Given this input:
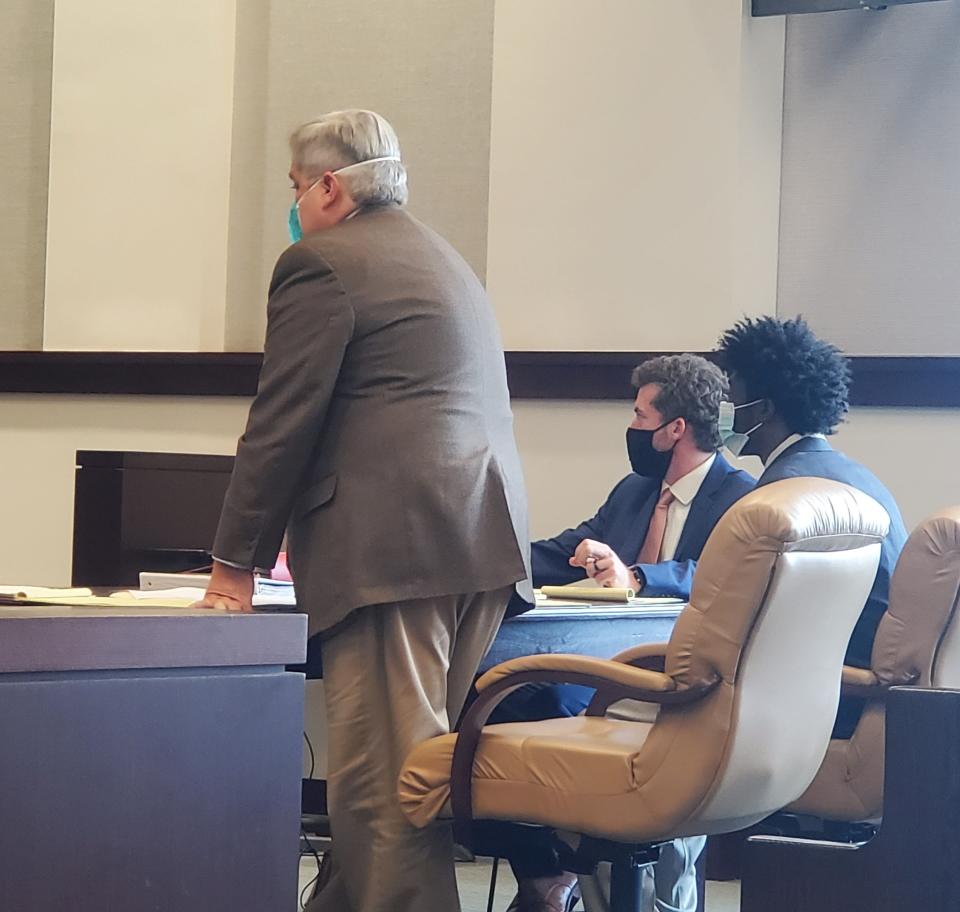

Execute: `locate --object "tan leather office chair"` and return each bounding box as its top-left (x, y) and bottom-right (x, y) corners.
top-left (784, 506), bottom-right (960, 823)
top-left (397, 478), bottom-right (889, 912)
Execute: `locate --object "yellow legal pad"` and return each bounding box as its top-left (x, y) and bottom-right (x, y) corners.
top-left (538, 586), bottom-right (636, 602)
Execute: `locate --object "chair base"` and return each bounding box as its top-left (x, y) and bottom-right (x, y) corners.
top-left (468, 820), bottom-right (666, 912)
top-left (469, 820), bottom-right (713, 912)
top-left (760, 811), bottom-right (877, 844)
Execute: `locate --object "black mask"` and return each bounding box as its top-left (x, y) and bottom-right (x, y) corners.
top-left (626, 422), bottom-right (675, 479)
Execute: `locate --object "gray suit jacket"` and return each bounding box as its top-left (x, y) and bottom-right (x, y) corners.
top-left (213, 204), bottom-right (531, 635)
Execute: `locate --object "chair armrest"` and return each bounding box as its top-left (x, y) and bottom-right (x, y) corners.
top-left (840, 665), bottom-right (887, 699)
top-left (583, 643), bottom-right (670, 714)
top-left (476, 653), bottom-right (677, 701)
top-left (609, 641), bottom-right (670, 671)
top-left (451, 653), bottom-right (719, 845)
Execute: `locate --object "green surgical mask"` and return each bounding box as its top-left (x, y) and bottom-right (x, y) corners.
top-left (286, 156), bottom-right (401, 244)
top-left (287, 177), bottom-right (323, 244)
top-left (718, 399), bottom-right (763, 456)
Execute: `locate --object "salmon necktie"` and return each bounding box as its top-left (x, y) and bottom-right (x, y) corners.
top-left (636, 488), bottom-right (676, 565)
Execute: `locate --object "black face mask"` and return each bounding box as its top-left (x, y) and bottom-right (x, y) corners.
top-left (626, 421), bottom-right (676, 479)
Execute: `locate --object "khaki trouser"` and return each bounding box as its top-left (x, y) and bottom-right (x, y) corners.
top-left (305, 587), bottom-right (512, 912)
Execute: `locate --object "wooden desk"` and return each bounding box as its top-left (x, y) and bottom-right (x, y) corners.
top-left (0, 606), bottom-right (307, 912)
top-left (481, 602), bottom-right (683, 673)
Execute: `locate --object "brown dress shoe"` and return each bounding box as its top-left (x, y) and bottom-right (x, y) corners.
top-left (506, 872), bottom-right (581, 912)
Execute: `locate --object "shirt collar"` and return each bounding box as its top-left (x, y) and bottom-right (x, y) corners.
top-left (663, 452), bottom-right (716, 506)
top-left (764, 433), bottom-right (827, 470)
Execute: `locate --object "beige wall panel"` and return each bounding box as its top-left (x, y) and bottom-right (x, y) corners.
top-left (515, 400), bottom-right (947, 542)
top-left (43, 1), bottom-right (237, 351)
top-left (485, 400), bottom-right (958, 543)
top-left (223, 0), bottom-right (496, 350)
top-left (0, 395), bottom-right (249, 585)
top-left (829, 408), bottom-right (959, 530)
top-left (486, 0), bottom-right (784, 351)
top-left (778, 3), bottom-right (960, 354)
top-left (0, 0), bottom-right (54, 349)
top-left (0, 396), bottom-right (944, 587)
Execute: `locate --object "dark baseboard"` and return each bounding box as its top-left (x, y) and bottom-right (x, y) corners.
top-left (0, 350), bottom-right (957, 407)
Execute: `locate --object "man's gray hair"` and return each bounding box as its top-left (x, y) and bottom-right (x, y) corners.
top-left (631, 354), bottom-right (728, 451)
top-left (289, 109), bottom-right (408, 207)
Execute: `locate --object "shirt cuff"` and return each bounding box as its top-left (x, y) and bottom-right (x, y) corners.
top-left (212, 556), bottom-right (254, 572)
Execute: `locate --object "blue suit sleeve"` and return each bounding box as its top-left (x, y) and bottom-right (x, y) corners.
top-left (633, 559), bottom-right (696, 600)
top-left (506, 519), bottom-right (602, 617)
top-left (531, 516), bottom-right (604, 587)
top-left (530, 479), bottom-right (634, 586)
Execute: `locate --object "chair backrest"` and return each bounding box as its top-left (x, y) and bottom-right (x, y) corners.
top-left (786, 506), bottom-right (960, 823)
top-left (874, 506), bottom-right (960, 690)
top-left (629, 477), bottom-right (888, 838)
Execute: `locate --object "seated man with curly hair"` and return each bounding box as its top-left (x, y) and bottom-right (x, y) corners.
top-left (717, 315), bottom-right (908, 739)
top-left (495, 353), bottom-right (756, 912)
top-left (523, 352), bottom-right (756, 605)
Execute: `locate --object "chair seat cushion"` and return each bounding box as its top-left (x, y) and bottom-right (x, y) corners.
top-left (787, 708), bottom-right (884, 822)
top-left (399, 716), bottom-right (657, 838)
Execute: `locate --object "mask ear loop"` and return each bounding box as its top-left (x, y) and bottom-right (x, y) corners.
top-left (296, 176), bottom-right (326, 213)
top-left (653, 415), bottom-right (684, 447)
top-left (332, 155), bottom-right (401, 175)
top-left (731, 399), bottom-right (765, 438)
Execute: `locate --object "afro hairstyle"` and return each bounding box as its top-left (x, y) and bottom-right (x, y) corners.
top-left (717, 315), bottom-right (851, 436)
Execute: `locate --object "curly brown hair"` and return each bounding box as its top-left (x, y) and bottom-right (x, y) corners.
top-left (631, 354), bottom-right (727, 451)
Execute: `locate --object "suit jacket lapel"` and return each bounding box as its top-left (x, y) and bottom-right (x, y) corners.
top-left (674, 454), bottom-right (729, 558)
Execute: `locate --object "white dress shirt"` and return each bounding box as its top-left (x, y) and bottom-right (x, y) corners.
top-left (764, 433), bottom-right (826, 471)
top-left (657, 453), bottom-right (716, 562)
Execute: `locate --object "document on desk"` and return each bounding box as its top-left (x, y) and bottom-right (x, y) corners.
top-left (533, 580), bottom-right (684, 612)
top-left (0, 592), bottom-right (199, 609)
top-left (106, 587), bottom-right (297, 608)
top-left (0, 585), bottom-right (93, 600)
top-left (0, 586), bottom-right (296, 610)
top-left (253, 578), bottom-right (296, 606)
top-left (138, 573), bottom-right (295, 603)
top-left (539, 585), bottom-right (635, 602)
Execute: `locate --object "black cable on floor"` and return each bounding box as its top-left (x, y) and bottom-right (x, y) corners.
top-left (486, 856), bottom-right (500, 912)
top-left (303, 730), bottom-right (316, 779)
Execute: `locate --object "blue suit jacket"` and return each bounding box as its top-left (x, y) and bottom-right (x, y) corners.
top-left (758, 437), bottom-right (908, 672)
top-left (507, 453), bottom-right (755, 615)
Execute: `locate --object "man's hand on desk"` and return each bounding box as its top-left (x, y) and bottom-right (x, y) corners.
top-left (193, 562), bottom-right (254, 612)
top-left (569, 539), bottom-right (636, 590)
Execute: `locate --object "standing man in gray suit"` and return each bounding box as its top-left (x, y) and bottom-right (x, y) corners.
top-left (197, 110), bottom-right (531, 912)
